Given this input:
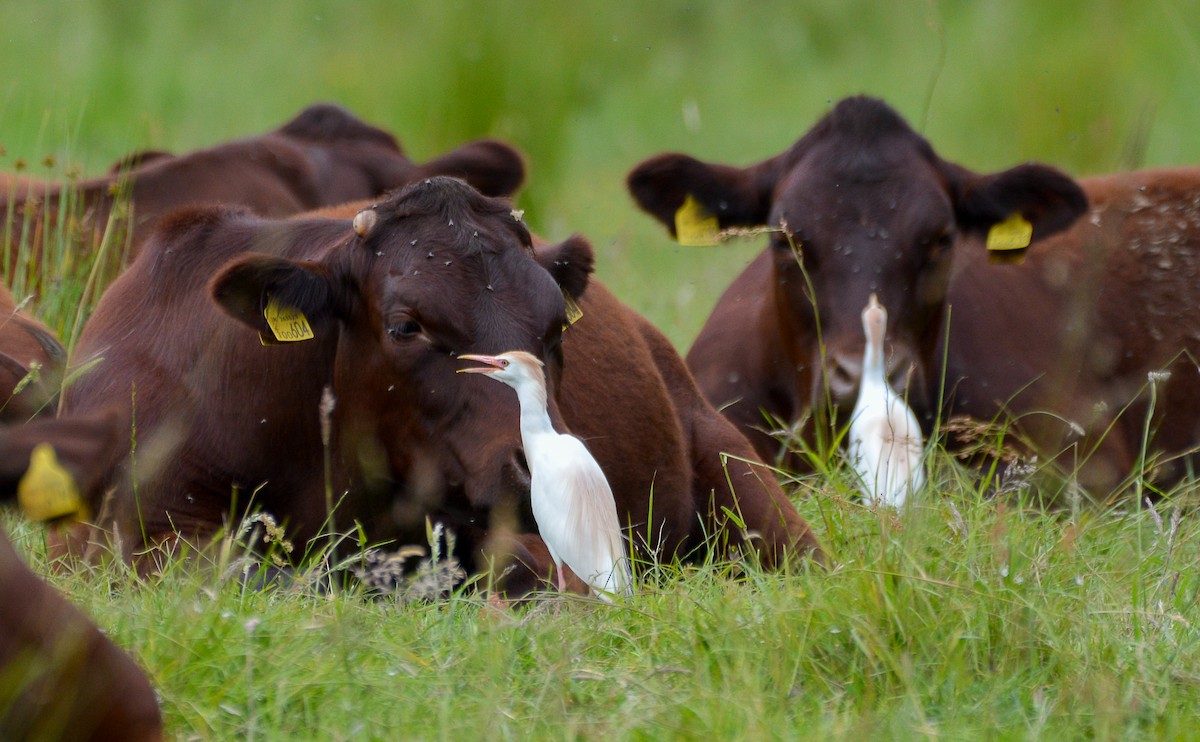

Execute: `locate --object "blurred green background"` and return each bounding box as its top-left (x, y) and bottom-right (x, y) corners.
top-left (2, 0), bottom-right (1198, 348)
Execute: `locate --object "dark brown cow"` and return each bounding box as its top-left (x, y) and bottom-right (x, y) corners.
top-left (28, 177), bottom-right (816, 594)
top-left (941, 167), bottom-right (1200, 495)
top-left (628, 97), bottom-right (1087, 473)
top-left (553, 269), bottom-right (817, 569)
top-left (0, 285), bottom-right (65, 422)
top-left (2, 102), bottom-right (525, 260)
top-left (0, 527), bottom-right (163, 742)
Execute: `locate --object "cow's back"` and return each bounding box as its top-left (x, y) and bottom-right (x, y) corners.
top-left (62, 209), bottom-right (348, 553)
top-left (559, 281), bottom-right (694, 557)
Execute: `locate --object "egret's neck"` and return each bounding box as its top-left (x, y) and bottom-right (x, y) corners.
top-left (862, 314), bottom-right (886, 382)
top-left (514, 377), bottom-right (556, 439)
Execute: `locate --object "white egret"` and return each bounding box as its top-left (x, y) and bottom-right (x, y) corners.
top-left (847, 294), bottom-right (925, 507)
top-left (457, 351), bottom-right (632, 600)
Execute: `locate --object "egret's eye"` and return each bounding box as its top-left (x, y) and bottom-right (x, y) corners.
top-left (500, 359), bottom-right (510, 368)
top-left (387, 320), bottom-right (421, 340)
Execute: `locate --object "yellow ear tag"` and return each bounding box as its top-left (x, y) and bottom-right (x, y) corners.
top-left (262, 296), bottom-right (315, 343)
top-left (18, 443), bottom-right (86, 523)
top-left (674, 194), bottom-right (721, 246)
top-left (562, 290), bottom-right (584, 331)
top-left (986, 213), bottom-right (1033, 252)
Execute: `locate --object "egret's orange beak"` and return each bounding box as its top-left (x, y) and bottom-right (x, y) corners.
top-left (456, 354), bottom-right (506, 374)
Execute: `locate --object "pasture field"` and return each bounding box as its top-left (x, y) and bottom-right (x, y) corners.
top-left (3, 1), bottom-right (1200, 739)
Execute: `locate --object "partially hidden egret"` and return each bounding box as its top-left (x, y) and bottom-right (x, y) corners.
top-left (847, 294), bottom-right (925, 507)
top-left (458, 351), bottom-right (632, 601)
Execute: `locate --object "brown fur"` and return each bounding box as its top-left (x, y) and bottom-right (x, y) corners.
top-left (0, 285), bottom-right (65, 422)
top-left (2, 102), bottom-right (526, 264)
top-left (22, 178), bottom-right (817, 597)
top-left (0, 527), bottom-right (163, 742)
top-left (555, 277), bottom-right (818, 567)
top-left (942, 167), bottom-right (1200, 494)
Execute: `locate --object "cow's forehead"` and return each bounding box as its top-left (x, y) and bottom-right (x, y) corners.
top-left (365, 176), bottom-right (532, 253)
top-left (368, 229), bottom-right (562, 334)
top-left (771, 151), bottom-right (954, 240)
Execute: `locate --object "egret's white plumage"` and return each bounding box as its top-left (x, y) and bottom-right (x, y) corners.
top-left (847, 294), bottom-right (925, 507)
top-left (458, 351), bottom-right (632, 600)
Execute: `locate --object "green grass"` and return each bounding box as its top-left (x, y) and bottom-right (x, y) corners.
top-left (8, 457), bottom-right (1200, 740)
top-left (4, 0), bottom-right (1200, 345)
top-left (4, 2), bottom-right (1200, 739)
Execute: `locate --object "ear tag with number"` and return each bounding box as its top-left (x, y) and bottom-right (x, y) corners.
top-left (562, 290), bottom-right (584, 331)
top-left (261, 296), bottom-right (315, 345)
top-left (18, 443), bottom-right (87, 523)
top-left (674, 194), bottom-right (721, 246)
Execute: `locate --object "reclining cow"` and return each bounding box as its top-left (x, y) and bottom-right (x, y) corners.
top-left (0, 526), bottom-right (163, 741)
top-left (626, 96), bottom-right (1199, 499)
top-left (2, 102), bottom-right (526, 265)
top-left (8, 177), bottom-right (819, 595)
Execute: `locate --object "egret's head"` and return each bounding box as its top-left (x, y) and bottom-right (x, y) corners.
top-left (861, 293), bottom-right (888, 341)
top-left (457, 351), bottom-right (545, 391)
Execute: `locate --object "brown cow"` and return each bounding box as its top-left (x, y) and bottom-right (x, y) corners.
top-left (628, 96), bottom-right (1088, 477)
top-left (0, 527), bottom-right (163, 741)
top-left (2, 102), bottom-right (526, 261)
top-left (0, 285), bottom-right (65, 422)
top-left (940, 167), bottom-right (1200, 495)
top-left (30, 177), bottom-right (815, 594)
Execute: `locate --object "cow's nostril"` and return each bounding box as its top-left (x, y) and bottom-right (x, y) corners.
top-left (513, 448), bottom-right (531, 481)
top-left (832, 363), bottom-right (856, 388)
top-left (826, 355), bottom-right (862, 405)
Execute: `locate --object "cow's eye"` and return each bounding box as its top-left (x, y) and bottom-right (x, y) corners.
top-left (387, 319), bottom-right (421, 340)
top-left (919, 230), bottom-right (955, 263)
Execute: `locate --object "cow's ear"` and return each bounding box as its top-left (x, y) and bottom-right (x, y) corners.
top-left (209, 255), bottom-right (348, 336)
top-left (416, 140), bottom-right (526, 198)
top-left (536, 234), bottom-right (593, 299)
top-left (949, 162), bottom-right (1088, 242)
top-left (627, 153), bottom-right (776, 238)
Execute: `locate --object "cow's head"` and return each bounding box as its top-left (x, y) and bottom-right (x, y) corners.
top-left (628, 96), bottom-right (1086, 419)
top-left (211, 177), bottom-right (592, 533)
top-left (276, 103), bottom-right (526, 200)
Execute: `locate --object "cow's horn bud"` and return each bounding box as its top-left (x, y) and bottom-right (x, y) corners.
top-left (353, 209), bottom-right (377, 238)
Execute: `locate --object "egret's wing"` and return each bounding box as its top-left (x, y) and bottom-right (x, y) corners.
top-left (848, 395), bottom-right (925, 507)
top-left (883, 398), bottom-right (925, 495)
top-left (557, 437), bottom-right (632, 598)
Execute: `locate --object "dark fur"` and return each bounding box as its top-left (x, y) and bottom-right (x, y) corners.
top-left (629, 96), bottom-right (1096, 483)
